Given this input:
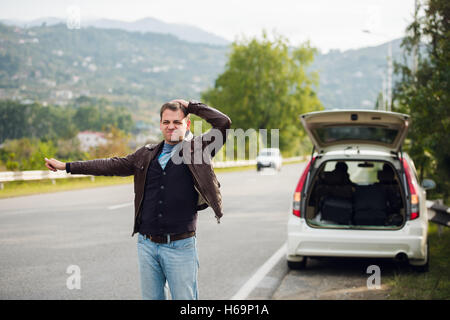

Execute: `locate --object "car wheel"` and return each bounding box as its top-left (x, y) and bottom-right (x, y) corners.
top-left (410, 240), bottom-right (429, 273)
top-left (287, 257), bottom-right (307, 270)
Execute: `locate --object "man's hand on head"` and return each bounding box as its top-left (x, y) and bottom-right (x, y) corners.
top-left (170, 99), bottom-right (189, 108)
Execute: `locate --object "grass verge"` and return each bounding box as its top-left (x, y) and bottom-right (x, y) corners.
top-left (385, 223), bottom-right (450, 299)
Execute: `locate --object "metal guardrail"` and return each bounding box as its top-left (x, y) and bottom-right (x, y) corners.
top-left (0, 170), bottom-right (94, 189)
top-left (0, 170), bottom-right (89, 182)
top-left (213, 160), bottom-right (257, 168)
top-left (213, 156), bottom-right (304, 168)
top-left (0, 156), bottom-right (306, 189)
top-left (426, 200), bottom-right (450, 229)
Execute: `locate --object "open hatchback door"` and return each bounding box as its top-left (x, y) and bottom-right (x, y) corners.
top-left (300, 110), bottom-right (410, 153)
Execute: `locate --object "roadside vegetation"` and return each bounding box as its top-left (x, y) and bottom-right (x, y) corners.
top-left (369, 0), bottom-right (450, 300)
top-left (393, 0), bottom-right (449, 203)
top-left (386, 223), bottom-right (450, 299)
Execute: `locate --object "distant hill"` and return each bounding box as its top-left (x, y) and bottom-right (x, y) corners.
top-left (0, 16), bottom-right (230, 46)
top-left (87, 17), bottom-right (230, 46)
top-left (0, 22), bottom-right (412, 119)
top-left (0, 22), bottom-right (228, 117)
top-left (0, 17), bottom-right (65, 28)
top-left (311, 38), bottom-right (406, 109)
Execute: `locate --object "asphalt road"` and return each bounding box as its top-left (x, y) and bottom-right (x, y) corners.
top-left (0, 163), bottom-right (305, 300)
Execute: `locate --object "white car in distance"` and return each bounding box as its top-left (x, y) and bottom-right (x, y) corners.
top-left (256, 148), bottom-right (282, 171)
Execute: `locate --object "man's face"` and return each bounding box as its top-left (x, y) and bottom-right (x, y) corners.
top-left (160, 109), bottom-right (190, 144)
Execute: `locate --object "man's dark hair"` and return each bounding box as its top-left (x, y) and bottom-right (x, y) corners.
top-left (160, 102), bottom-right (189, 120)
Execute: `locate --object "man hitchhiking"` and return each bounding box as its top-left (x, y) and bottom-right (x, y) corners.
top-left (44, 99), bottom-right (231, 300)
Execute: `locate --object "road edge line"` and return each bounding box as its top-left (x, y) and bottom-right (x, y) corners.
top-left (108, 201), bottom-right (133, 210)
top-left (230, 242), bottom-right (287, 300)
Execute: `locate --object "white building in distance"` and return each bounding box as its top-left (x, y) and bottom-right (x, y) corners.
top-left (77, 131), bottom-right (107, 152)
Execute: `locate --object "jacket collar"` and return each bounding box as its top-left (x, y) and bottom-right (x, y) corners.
top-left (145, 131), bottom-right (193, 150)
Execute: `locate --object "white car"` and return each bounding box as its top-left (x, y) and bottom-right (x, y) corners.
top-left (256, 148), bottom-right (282, 171)
top-left (287, 110), bottom-right (435, 272)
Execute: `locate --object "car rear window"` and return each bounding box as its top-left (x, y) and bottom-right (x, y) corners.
top-left (323, 160), bottom-right (386, 184)
top-left (315, 126), bottom-right (398, 145)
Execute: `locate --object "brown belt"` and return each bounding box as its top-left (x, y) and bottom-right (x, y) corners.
top-left (143, 231), bottom-right (195, 244)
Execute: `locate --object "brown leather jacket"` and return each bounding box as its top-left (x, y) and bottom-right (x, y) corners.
top-left (68, 101), bottom-right (231, 236)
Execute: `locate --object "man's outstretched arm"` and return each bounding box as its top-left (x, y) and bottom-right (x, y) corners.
top-left (44, 149), bottom-right (140, 177)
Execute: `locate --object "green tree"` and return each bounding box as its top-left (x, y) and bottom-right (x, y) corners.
top-left (0, 100), bottom-right (29, 142)
top-left (72, 105), bottom-right (102, 131)
top-left (202, 33), bottom-right (322, 155)
top-left (393, 0), bottom-right (450, 201)
top-left (1, 138), bottom-right (57, 170)
top-left (0, 100), bottom-right (77, 143)
top-left (72, 103), bottom-right (134, 133)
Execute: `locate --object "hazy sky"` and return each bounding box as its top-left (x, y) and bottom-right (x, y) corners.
top-left (0, 0), bottom-right (417, 52)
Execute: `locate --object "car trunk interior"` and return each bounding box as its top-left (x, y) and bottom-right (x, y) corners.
top-left (304, 160), bottom-right (407, 230)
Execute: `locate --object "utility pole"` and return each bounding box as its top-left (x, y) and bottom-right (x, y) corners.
top-left (382, 73), bottom-right (387, 110)
top-left (387, 41), bottom-right (393, 111)
top-left (363, 29), bottom-right (393, 111)
top-left (412, 0), bottom-right (419, 79)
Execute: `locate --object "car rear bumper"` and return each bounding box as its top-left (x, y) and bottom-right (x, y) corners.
top-left (287, 216), bottom-right (428, 261)
top-left (257, 162), bottom-right (274, 167)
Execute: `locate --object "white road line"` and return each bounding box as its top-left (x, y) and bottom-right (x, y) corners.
top-left (230, 242), bottom-right (287, 300)
top-left (108, 202), bottom-right (133, 210)
top-left (0, 209), bottom-right (42, 216)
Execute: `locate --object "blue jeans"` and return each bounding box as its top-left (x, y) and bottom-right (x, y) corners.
top-left (137, 233), bottom-right (199, 300)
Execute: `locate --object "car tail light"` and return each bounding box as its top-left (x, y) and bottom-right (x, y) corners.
top-left (402, 158), bottom-right (420, 220)
top-left (293, 158), bottom-right (314, 218)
